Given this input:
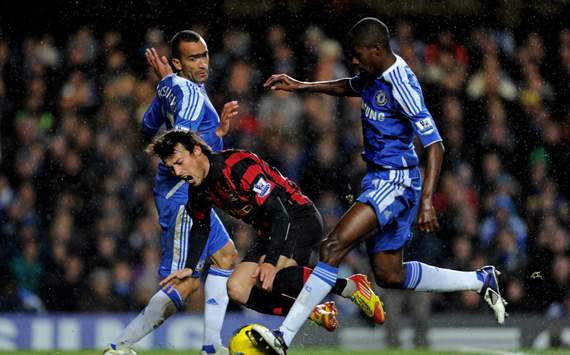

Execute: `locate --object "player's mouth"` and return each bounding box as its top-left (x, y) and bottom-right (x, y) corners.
top-left (183, 175), bottom-right (194, 183)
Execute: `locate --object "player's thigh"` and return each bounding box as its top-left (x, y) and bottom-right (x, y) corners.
top-left (227, 261), bottom-right (259, 303)
top-left (286, 204), bottom-right (324, 266)
top-left (321, 202), bottom-right (378, 263)
top-left (210, 239), bottom-right (238, 270)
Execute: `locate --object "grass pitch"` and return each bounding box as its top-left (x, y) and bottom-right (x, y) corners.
top-left (2, 348), bottom-right (568, 355)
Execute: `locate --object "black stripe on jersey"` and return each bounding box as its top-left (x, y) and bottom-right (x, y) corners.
top-left (229, 157), bottom-right (258, 194)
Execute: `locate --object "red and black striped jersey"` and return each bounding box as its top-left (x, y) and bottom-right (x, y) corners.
top-left (188, 149), bottom-right (311, 227)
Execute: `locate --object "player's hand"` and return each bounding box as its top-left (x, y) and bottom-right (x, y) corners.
top-left (417, 198), bottom-right (440, 234)
top-left (252, 263), bottom-right (277, 291)
top-left (159, 268), bottom-right (193, 289)
top-left (145, 47), bottom-right (173, 79)
top-left (263, 74), bottom-right (304, 91)
top-left (216, 100), bottom-right (239, 137)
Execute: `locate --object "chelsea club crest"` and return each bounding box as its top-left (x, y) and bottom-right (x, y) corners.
top-left (375, 90), bottom-right (387, 106)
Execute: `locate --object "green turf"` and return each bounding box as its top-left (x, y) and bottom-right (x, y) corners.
top-left (2, 349), bottom-right (568, 355)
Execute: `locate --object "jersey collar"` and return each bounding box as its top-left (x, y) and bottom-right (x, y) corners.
top-left (204, 153), bottom-right (225, 185)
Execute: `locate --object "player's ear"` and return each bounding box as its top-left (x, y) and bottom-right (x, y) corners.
top-left (171, 58), bottom-right (182, 72)
top-left (373, 44), bottom-right (383, 55)
top-left (193, 145), bottom-right (202, 156)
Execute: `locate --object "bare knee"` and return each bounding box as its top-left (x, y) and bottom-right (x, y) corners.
top-left (320, 231), bottom-right (352, 266)
top-left (212, 241), bottom-right (238, 270)
top-left (227, 275), bottom-right (250, 304)
top-left (215, 249), bottom-right (238, 270)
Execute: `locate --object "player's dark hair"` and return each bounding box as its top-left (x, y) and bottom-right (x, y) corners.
top-left (170, 30), bottom-right (203, 59)
top-left (348, 17), bottom-right (390, 49)
top-left (147, 129), bottom-right (213, 159)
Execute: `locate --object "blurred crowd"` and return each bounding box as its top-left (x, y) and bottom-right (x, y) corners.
top-left (0, 19), bottom-right (568, 330)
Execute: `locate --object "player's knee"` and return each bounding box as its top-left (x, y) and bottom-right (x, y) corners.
top-left (215, 249), bottom-right (238, 270)
top-left (227, 275), bottom-right (249, 304)
top-left (320, 232), bottom-right (350, 265)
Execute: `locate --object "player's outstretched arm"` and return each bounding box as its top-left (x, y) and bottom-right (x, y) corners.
top-left (145, 47), bottom-right (173, 80)
top-left (264, 74), bottom-right (358, 97)
top-left (216, 100), bottom-right (239, 137)
top-left (417, 141), bottom-right (445, 234)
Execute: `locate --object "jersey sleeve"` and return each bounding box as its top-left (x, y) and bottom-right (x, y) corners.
top-left (239, 164), bottom-right (276, 207)
top-left (141, 96), bottom-right (164, 140)
top-left (172, 83), bottom-right (207, 132)
top-left (348, 73), bottom-right (368, 94)
top-left (387, 66), bottom-right (442, 147)
top-left (184, 188), bottom-right (212, 277)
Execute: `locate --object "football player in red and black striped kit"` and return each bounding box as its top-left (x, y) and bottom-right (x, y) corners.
top-left (147, 129), bottom-right (384, 331)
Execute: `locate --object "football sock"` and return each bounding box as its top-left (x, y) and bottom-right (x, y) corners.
top-left (246, 287), bottom-right (296, 316)
top-left (244, 265), bottom-right (351, 318)
top-left (203, 266), bottom-right (232, 350)
top-left (272, 266), bottom-right (349, 298)
top-left (114, 289), bottom-right (177, 347)
top-left (279, 262), bottom-right (337, 346)
top-left (403, 261), bottom-right (484, 292)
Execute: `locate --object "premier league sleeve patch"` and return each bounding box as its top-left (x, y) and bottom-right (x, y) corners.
top-left (415, 117), bottom-right (434, 135)
top-left (252, 176), bottom-right (272, 198)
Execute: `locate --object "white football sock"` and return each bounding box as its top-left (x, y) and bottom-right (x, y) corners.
top-left (114, 290), bottom-right (177, 347)
top-left (202, 266), bottom-right (232, 349)
top-left (404, 261), bottom-right (483, 292)
top-left (279, 262), bottom-right (337, 346)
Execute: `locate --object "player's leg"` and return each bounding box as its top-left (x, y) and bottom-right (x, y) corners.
top-left (227, 257), bottom-right (299, 313)
top-left (200, 210), bottom-right (236, 355)
top-left (109, 197), bottom-right (195, 350)
top-left (274, 202), bottom-right (380, 348)
top-left (368, 168), bottom-right (506, 323)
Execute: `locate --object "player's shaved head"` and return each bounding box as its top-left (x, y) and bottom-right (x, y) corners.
top-left (170, 30), bottom-right (204, 59)
top-left (348, 17), bottom-right (390, 49)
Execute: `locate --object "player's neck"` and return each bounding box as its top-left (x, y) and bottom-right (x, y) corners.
top-left (377, 52), bottom-right (396, 75)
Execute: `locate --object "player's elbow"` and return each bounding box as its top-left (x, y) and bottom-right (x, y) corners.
top-left (432, 141), bottom-right (445, 153)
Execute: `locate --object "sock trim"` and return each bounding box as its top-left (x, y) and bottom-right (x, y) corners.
top-left (313, 262), bottom-right (338, 286)
top-left (209, 266), bottom-right (233, 277)
top-left (162, 287), bottom-right (184, 311)
top-left (403, 261), bottom-right (422, 289)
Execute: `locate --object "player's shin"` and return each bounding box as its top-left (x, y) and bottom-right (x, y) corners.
top-left (202, 266), bottom-right (232, 352)
top-left (113, 289), bottom-right (178, 347)
top-left (279, 262), bottom-right (337, 346)
top-left (403, 261), bottom-right (483, 292)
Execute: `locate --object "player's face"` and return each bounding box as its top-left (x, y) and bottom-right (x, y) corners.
top-left (172, 39), bottom-right (209, 84)
top-left (164, 143), bottom-right (209, 187)
top-left (350, 45), bottom-right (379, 74)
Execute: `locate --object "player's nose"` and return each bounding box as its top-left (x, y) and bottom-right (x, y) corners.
top-left (351, 56), bottom-right (360, 66)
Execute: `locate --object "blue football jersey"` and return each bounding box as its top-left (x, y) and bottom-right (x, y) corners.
top-left (143, 73), bottom-right (223, 202)
top-left (349, 55), bottom-right (442, 169)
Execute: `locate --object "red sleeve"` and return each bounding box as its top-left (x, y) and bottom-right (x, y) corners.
top-left (239, 161), bottom-right (276, 207)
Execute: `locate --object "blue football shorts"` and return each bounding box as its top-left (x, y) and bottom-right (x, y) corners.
top-left (155, 193), bottom-right (230, 279)
top-left (356, 167), bottom-right (422, 254)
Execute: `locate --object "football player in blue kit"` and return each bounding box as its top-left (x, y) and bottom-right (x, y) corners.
top-left (258, 17), bottom-right (507, 354)
top-left (105, 30), bottom-right (238, 355)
